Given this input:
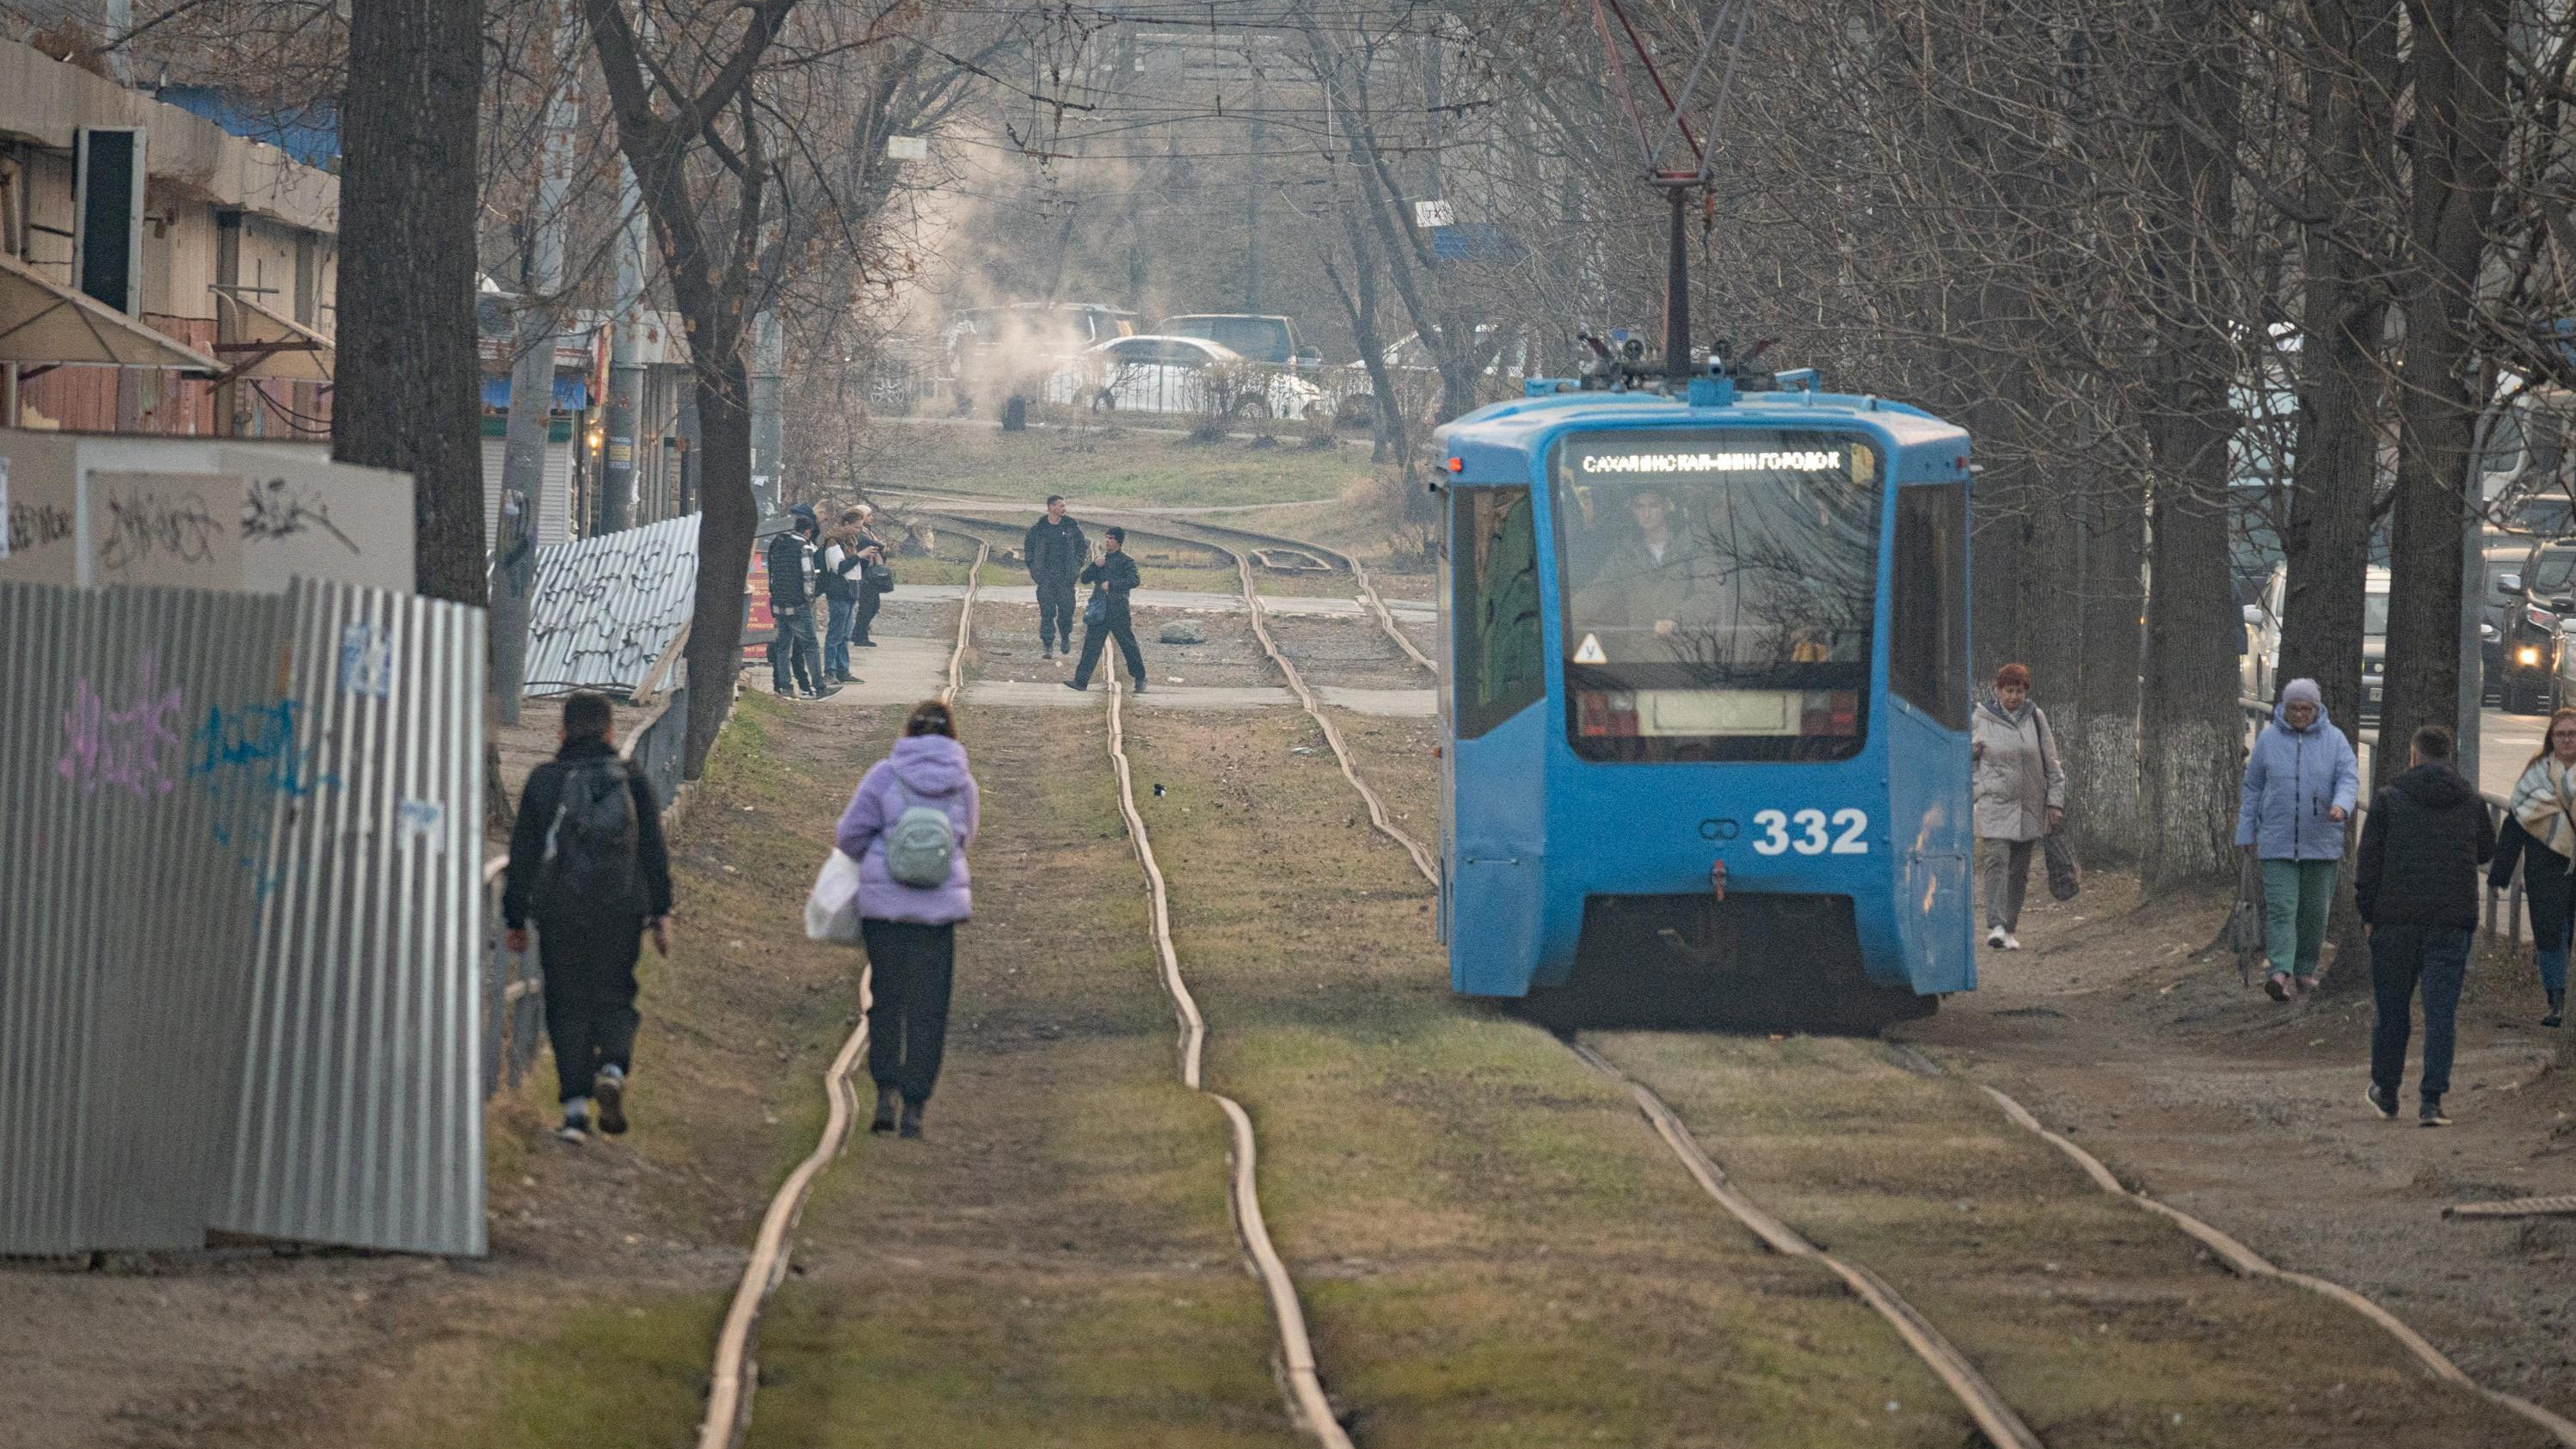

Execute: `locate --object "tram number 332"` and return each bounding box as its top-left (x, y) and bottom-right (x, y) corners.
top-left (1750, 808), bottom-right (1870, 857)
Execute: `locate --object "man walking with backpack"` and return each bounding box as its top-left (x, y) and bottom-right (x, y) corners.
top-left (1024, 494), bottom-right (1086, 659)
top-left (504, 692), bottom-right (675, 1143)
top-left (2355, 724), bottom-right (2494, 1127)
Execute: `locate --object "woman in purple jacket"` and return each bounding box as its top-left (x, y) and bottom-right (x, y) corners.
top-left (836, 700), bottom-right (980, 1139)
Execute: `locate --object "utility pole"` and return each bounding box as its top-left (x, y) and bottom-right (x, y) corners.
top-left (601, 160), bottom-right (644, 535)
top-left (1244, 61), bottom-right (1263, 311)
top-left (492, 0), bottom-right (579, 727)
top-left (749, 309), bottom-right (784, 518)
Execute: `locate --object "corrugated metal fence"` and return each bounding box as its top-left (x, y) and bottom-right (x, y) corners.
top-left (525, 513), bottom-right (699, 697)
top-left (1, 578), bottom-right (486, 1257)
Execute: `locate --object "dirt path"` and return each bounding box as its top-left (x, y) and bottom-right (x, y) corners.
top-left (1899, 875), bottom-right (2576, 1423)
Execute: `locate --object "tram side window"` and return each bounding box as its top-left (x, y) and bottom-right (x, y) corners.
top-left (1891, 482), bottom-right (1969, 729)
top-left (1454, 485), bottom-right (1545, 738)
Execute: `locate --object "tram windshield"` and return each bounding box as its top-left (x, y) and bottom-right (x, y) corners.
top-left (1550, 429), bottom-right (1881, 762)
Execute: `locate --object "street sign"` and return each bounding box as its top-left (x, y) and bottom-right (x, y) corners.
top-left (1413, 199), bottom-right (1454, 229)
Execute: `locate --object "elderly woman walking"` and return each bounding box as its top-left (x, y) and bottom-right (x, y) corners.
top-left (2492, 705), bottom-right (2576, 1028)
top-left (1972, 663), bottom-right (2067, 950)
top-left (2236, 678), bottom-right (2361, 1000)
top-left (836, 699), bottom-right (980, 1139)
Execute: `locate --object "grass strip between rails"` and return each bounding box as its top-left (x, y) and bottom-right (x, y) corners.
top-left (1122, 707), bottom-right (1982, 1449)
top-left (738, 699), bottom-right (1305, 1448)
top-left (1585, 1032), bottom-right (2560, 1449)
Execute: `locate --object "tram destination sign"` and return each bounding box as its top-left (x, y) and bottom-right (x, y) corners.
top-left (1576, 447), bottom-right (1843, 476)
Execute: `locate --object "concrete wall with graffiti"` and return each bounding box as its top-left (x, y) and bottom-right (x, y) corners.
top-left (0, 431), bottom-right (413, 594)
top-left (0, 576), bottom-right (485, 1257)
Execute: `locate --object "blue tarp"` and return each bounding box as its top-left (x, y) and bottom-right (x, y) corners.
top-left (480, 374), bottom-right (591, 413)
top-left (154, 88), bottom-right (339, 170)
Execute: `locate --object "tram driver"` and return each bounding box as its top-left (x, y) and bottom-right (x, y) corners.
top-left (1571, 485), bottom-right (1719, 643)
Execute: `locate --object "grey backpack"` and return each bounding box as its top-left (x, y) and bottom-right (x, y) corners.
top-left (882, 777), bottom-right (956, 888)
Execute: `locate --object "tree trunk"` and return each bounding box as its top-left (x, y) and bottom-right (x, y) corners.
top-left (2073, 465), bottom-right (2145, 863)
top-left (333, 0), bottom-right (483, 606)
top-left (2379, 0), bottom-right (2512, 788)
top-left (2137, 0), bottom-right (2247, 892)
top-left (2274, 0), bottom-right (2400, 739)
top-left (684, 355), bottom-right (755, 778)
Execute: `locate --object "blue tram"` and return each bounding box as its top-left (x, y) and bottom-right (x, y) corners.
top-left (1435, 371), bottom-right (1976, 1028)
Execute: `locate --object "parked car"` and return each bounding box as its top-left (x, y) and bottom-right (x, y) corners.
top-left (1048, 335), bottom-right (1325, 420)
top-left (1329, 327), bottom-right (1531, 430)
top-left (2499, 540), bottom-right (2576, 712)
top-left (2241, 564), bottom-right (2392, 724)
top-left (1152, 313), bottom-right (1321, 371)
top-left (944, 302), bottom-right (1138, 413)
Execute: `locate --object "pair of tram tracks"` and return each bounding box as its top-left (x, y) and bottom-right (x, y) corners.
top-left (1143, 509), bottom-right (2576, 1448)
top-left (692, 545), bottom-right (987, 1449)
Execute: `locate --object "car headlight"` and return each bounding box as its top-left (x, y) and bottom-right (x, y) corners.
top-left (2520, 646), bottom-right (2542, 666)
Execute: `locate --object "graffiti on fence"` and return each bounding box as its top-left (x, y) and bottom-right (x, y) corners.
top-left (191, 697), bottom-right (336, 893)
top-left (243, 476), bottom-right (360, 554)
top-left (55, 648), bottom-right (186, 800)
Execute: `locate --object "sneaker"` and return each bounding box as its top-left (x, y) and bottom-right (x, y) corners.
top-left (1130, 681), bottom-right (1147, 695)
top-left (858, 639), bottom-right (878, 648)
top-left (811, 682), bottom-right (844, 700)
top-left (593, 1068), bottom-right (628, 1136)
top-left (898, 1100), bottom-right (925, 1140)
top-left (2420, 1095), bottom-right (2452, 1127)
top-left (2001, 932), bottom-right (2023, 951)
top-left (2545, 991), bottom-right (2565, 1028)
top-left (1986, 927), bottom-right (2007, 949)
top-left (870, 1085), bottom-right (900, 1135)
top-left (556, 1110), bottom-right (590, 1145)
top-left (2266, 973), bottom-right (2291, 1002)
top-left (2365, 1082), bottom-right (2398, 1120)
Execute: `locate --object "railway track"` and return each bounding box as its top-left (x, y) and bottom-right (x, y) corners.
top-left (692, 545), bottom-right (987, 1449)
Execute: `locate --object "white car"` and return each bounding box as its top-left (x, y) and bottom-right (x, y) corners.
top-left (1048, 335), bottom-right (1324, 421)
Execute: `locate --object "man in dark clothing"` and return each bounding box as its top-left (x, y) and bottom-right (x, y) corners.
top-left (765, 506), bottom-right (834, 699)
top-left (2354, 724), bottom-right (2495, 1127)
top-left (503, 692), bottom-right (675, 1143)
top-left (1024, 494), bottom-right (1087, 657)
top-left (1066, 525), bottom-right (1147, 693)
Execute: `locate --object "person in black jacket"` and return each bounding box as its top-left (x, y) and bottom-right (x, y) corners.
top-left (503, 692), bottom-right (675, 1143)
top-left (765, 507), bottom-right (834, 700)
top-left (1024, 495), bottom-right (1087, 657)
top-left (1066, 525), bottom-right (1147, 693)
top-left (2354, 724), bottom-right (2494, 1127)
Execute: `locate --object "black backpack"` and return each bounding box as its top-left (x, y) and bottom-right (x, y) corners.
top-left (536, 758), bottom-right (642, 917)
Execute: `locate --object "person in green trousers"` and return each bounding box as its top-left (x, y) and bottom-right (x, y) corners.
top-left (2235, 678), bottom-right (2362, 1000)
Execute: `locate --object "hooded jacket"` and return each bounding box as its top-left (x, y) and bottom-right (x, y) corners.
top-left (834, 734), bottom-right (979, 925)
top-left (1024, 513), bottom-right (1087, 586)
top-left (2356, 762), bottom-right (2495, 930)
top-left (765, 525), bottom-right (816, 611)
top-left (1971, 696), bottom-right (2065, 842)
top-left (2235, 697), bottom-right (2362, 861)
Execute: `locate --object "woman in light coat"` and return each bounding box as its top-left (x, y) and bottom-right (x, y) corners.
top-left (835, 699), bottom-right (979, 1139)
top-left (1972, 662), bottom-right (2066, 950)
top-left (2235, 677), bottom-right (2360, 999)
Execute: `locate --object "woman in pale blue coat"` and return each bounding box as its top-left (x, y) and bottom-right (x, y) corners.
top-left (2235, 678), bottom-right (2360, 999)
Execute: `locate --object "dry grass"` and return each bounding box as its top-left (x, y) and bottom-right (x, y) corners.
top-left (1588, 1031), bottom-right (2558, 1449)
top-left (1122, 708), bottom-right (1977, 1447)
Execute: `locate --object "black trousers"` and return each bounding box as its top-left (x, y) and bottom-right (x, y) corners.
top-left (853, 583), bottom-right (882, 643)
top-left (1036, 579), bottom-right (1077, 648)
top-left (1071, 612), bottom-right (1146, 689)
top-left (863, 918), bottom-right (956, 1105)
top-left (541, 917), bottom-right (644, 1103)
top-left (2370, 924), bottom-right (2470, 1100)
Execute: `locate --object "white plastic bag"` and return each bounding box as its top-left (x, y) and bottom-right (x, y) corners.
top-left (804, 848), bottom-right (864, 945)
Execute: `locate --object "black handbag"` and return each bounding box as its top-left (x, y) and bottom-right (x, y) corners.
top-left (863, 561), bottom-right (895, 592)
top-left (1084, 589), bottom-right (1110, 626)
top-left (2042, 832), bottom-right (2081, 902)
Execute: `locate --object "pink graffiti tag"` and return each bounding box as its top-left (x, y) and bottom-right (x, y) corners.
top-left (55, 649), bottom-right (186, 800)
